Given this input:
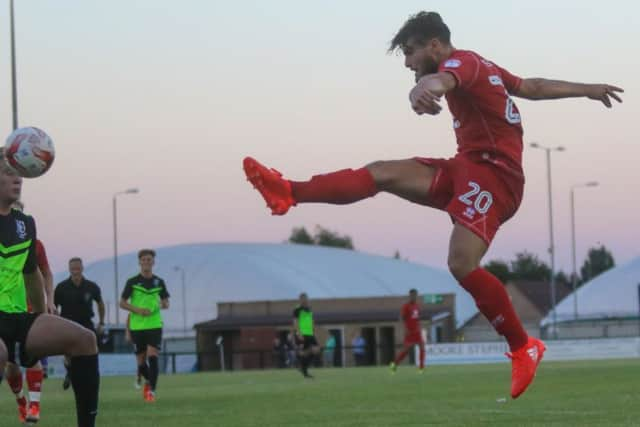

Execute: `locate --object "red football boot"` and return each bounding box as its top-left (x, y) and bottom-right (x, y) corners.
top-left (243, 157), bottom-right (295, 215)
top-left (507, 336), bottom-right (546, 399)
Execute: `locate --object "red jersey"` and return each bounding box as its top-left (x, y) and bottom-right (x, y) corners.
top-left (27, 239), bottom-right (50, 312)
top-left (438, 50), bottom-right (524, 174)
top-left (35, 239), bottom-right (51, 273)
top-left (401, 302), bottom-right (421, 333)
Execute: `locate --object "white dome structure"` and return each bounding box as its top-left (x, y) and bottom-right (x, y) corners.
top-left (541, 256), bottom-right (640, 326)
top-left (53, 243), bottom-right (477, 332)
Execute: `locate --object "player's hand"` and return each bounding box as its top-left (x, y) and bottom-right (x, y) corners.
top-left (96, 323), bottom-right (105, 336)
top-left (585, 84), bottom-right (623, 108)
top-left (409, 85), bottom-right (442, 115)
top-left (46, 301), bottom-right (57, 315)
top-left (137, 308), bottom-right (152, 316)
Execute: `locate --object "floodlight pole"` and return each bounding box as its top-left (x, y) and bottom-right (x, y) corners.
top-left (10, 0), bottom-right (18, 130)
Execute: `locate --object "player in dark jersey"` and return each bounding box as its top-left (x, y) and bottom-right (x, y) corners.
top-left (292, 293), bottom-right (319, 378)
top-left (242, 12), bottom-right (623, 399)
top-left (2, 201), bottom-right (53, 423)
top-left (120, 249), bottom-right (169, 402)
top-left (390, 289), bottom-right (426, 373)
top-left (0, 152), bottom-right (100, 427)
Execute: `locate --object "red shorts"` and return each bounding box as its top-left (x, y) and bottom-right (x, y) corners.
top-left (415, 152), bottom-right (524, 244)
top-left (404, 331), bottom-right (424, 346)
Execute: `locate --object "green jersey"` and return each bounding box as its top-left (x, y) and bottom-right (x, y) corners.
top-left (121, 274), bottom-right (169, 331)
top-left (0, 210), bottom-right (37, 313)
top-left (293, 305), bottom-right (314, 336)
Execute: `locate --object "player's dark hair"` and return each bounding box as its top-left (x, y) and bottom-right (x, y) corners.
top-left (389, 11), bottom-right (451, 52)
top-left (409, 288), bottom-right (418, 295)
top-left (69, 257), bottom-right (83, 264)
top-left (299, 292), bottom-right (308, 299)
top-left (138, 249), bottom-right (156, 259)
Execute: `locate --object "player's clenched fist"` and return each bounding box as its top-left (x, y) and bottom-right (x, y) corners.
top-left (410, 79), bottom-right (442, 115)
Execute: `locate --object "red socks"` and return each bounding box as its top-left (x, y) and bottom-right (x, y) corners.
top-left (6, 371), bottom-right (26, 406)
top-left (460, 268), bottom-right (528, 351)
top-left (394, 348), bottom-right (409, 365)
top-left (26, 368), bottom-right (43, 407)
top-left (290, 168), bottom-right (378, 204)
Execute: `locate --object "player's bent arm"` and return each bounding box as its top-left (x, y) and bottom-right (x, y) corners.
top-left (25, 270), bottom-right (46, 313)
top-left (41, 267), bottom-right (55, 313)
top-left (119, 298), bottom-right (146, 315)
top-left (97, 300), bottom-right (106, 324)
top-left (515, 78), bottom-right (623, 107)
top-left (161, 298), bottom-right (169, 309)
top-left (410, 72), bottom-right (456, 115)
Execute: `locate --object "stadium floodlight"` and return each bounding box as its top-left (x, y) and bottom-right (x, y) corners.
top-left (530, 142), bottom-right (565, 338)
top-left (570, 181), bottom-right (599, 319)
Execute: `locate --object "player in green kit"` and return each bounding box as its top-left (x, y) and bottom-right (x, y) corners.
top-left (119, 249), bottom-right (170, 402)
top-left (292, 293), bottom-right (320, 378)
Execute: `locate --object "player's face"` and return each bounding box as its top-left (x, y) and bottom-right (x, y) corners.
top-left (300, 294), bottom-right (309, 306)
top-left (139, 255), bottom-right (155, 273)
top-left (409, 292), bottom-right (417, 303)
top-left (402, 37), bottom-right (440, 81)
top-left (69, 261), bottom-right (83, 277)
top-left (0, 161), bottom-right (22, 207)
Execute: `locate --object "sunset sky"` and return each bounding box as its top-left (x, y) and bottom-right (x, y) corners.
top-left (1, 0), bottom-right (637, 278)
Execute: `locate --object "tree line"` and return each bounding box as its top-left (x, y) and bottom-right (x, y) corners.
top-left (288, 225), bottom-right (615, 287)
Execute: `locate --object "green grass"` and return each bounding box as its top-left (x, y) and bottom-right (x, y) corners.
top-left (1, 359), bottom-right (639, 426)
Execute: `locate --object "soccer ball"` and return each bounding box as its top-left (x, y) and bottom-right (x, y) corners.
top-left (3, 127), bottom-right (55, 178)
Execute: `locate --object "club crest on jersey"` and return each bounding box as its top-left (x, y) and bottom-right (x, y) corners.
top-left (444, 59), bottom-right (461, 68)
top-left (463, 207), bottom-right (476, 220)
top-left (15, 220), bottom-right (27, 240)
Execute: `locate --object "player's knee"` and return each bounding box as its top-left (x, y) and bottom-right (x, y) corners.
top-left (73, 327), bottom-right (98, 355)
top-left (365, 160), bottom-right (395, 190)
top-left (448, 251), bottom-right (477, 281)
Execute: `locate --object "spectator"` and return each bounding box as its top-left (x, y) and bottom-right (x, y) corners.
top-left (323, 334), bottom-right (336, 367)
top-left (352, 334), bottom-right (366, 366)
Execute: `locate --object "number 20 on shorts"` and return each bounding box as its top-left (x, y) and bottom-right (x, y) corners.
top-left (458, 181), bottom-right (493, 214)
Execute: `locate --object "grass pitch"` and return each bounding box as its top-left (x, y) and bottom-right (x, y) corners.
top-left (0, 358), bottom-right (638, 426)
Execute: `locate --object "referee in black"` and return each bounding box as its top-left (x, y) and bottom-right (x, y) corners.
top-left (54, 257), bottom-right (105, 390)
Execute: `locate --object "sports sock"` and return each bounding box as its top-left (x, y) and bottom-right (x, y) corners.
top-left (394, 349), bottom-right (409, 365)
top-left (26, 368), bottom-right (43, 407)
top-left (460, 268), bottom-right (528, 351)
top-left (148, 356), bottom-right (159, 391)
top-left (290, 168), bottom-right (378, 204)
top-left (6, 370), bottom-right (26, 407)
top-left (418, 345), bottom-right (425, 369)
top-left (69, 355), bottom-right (100, 427)
top-left (138, 362), bottom-right (149, 381)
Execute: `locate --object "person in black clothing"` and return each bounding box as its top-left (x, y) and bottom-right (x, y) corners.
top-left (54, 257), bottom-right (105, 390)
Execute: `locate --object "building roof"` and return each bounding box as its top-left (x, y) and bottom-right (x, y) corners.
top-left (510, 280), bottom-right (572, 314)
top-left (541, 256), bottom-right (640, 326)
top-left (54, 242), bottom-right (477, 331)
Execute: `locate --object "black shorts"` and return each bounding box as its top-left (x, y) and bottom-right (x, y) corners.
top-left (130, 328), bottom-right (162, 354)
top-left (301, 335), bottom-right (318, 350)
top-left (0, 311), bottom-right (41, 368)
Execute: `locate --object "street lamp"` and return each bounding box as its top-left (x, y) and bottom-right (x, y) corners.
top-left (113, 188), bottom-right (139, 325)
top-left (530, 142), bottom-right (564, 338)
top-left (10, 0), bottom-right (19, 130)
top-left (173, 266), bottom-right (187, 334)
top-left (570, 181), bottom-right (599, 319)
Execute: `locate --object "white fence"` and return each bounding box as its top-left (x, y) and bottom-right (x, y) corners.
top-left (418, 337), bottom-right (640, 365)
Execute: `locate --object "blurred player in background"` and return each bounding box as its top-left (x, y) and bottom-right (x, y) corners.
top-left (390, 289), bottom-right (425, 373)
top-left (120, 249), bottom-right (170, 402)
top-left (292, 293), bottom-right (320, 378)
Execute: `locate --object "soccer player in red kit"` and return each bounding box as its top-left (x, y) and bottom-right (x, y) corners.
top-left (390, 289), bottom-right (425, 373)
top-left (243, 12), bottom-right (623, 398)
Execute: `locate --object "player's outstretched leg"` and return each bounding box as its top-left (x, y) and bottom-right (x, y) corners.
top-left (243, 157), bottom-right (436, 215)
top-left (448, 224), bottom-right (544, 399)
top-left (25, 315), bottom-right (99, 427)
